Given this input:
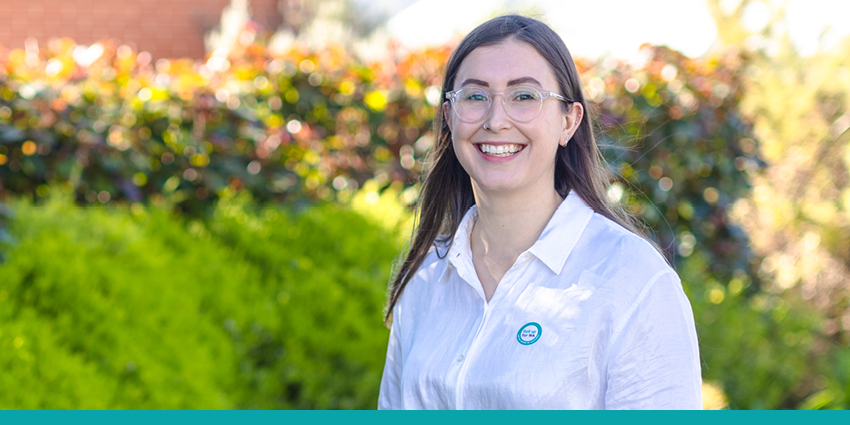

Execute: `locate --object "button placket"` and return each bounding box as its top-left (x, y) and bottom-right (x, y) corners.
top-left (453, 299), bottom-right (492, 409)
top-left (440, 284), bottom-right (485, 408)
top-left (448, 240), bottom-right (532, 407)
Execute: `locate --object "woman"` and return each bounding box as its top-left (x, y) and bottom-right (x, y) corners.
top-left (378, 15), bottom-right (702, 409)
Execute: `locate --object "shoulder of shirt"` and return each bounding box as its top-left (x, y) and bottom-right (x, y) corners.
top-left (575, 211), bottom-right (678, 295)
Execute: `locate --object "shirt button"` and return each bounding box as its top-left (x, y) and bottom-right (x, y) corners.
top-left (456, 354), bottom-right (464, 362)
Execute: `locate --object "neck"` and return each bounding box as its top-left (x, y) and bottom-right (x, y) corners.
top-left (471, 183), bottom-right (564, 263)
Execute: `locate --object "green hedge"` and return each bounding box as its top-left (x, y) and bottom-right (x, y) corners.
top-left (679, 252), bottom-right (834, 409)
top-left (0, 192), bottom-right (397, 408)
top-left (0, 38), bottom-right (443, 215)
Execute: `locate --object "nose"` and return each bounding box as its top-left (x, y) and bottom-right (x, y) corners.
top-left (483, 94), bottom-right (511, 131)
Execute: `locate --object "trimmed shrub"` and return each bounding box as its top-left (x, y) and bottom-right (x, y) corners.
top-left (0, 193), bottom-right (397, 408)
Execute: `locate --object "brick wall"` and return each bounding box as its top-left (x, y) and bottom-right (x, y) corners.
top-left (0, 0), bottom-right (282, 59)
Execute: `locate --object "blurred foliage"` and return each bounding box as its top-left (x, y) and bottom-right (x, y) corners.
top-left (707, 0), bottom-right (850, 409)
top-left (0, 191), bottom-right (397, 408)
top-left (0, 31), bottom-right (446, 215)
top-left (681, 250), bottom-right (831, 409)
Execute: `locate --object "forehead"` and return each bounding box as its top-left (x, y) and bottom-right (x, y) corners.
top-left (455, 39), bottom-right (558, 89)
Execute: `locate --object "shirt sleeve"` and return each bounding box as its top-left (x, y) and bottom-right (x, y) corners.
top-left (377, 303), bottom-right (404, 410)
top-left (604, 270), bottom-right (703, 410)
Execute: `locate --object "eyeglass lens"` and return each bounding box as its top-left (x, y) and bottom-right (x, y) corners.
top-left (453, 87), bottom-right (544, 122)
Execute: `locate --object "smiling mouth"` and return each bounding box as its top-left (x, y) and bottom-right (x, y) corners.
top-left (476, 143), bottom-right (526, 157)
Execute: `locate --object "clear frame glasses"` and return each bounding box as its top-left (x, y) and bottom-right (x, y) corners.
top-left (445, 86), bottom-right (574, 123)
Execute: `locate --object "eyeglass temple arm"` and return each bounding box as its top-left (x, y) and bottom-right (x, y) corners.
top-left (546, 91), bottom-right (576, 103)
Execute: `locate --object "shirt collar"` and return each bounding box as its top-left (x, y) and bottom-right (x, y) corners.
top-left (438, 191), bottom-right (595, 280)
top-left (441, 204), bottom-right (478, 282)
top-left (528, 191), bottom-right (595, 275)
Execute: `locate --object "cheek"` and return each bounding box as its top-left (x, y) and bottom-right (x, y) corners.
top-left (450, 121), bottom-right (476, 149)
top-left (452, 135), bottom-right (471, 164)
top-left (541, 113), bottom-right (568, 143)
top-left (450, 128), bottom-right (479, 174)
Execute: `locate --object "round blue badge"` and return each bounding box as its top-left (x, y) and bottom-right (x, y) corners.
top-left (516, 322), bottom-right (542, 345)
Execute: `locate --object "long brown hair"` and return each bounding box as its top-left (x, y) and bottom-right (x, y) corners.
top-left (384, 15), bottom-right (649, 324)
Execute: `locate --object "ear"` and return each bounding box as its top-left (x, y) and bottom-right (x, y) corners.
top-left (569, 102), bottom-right (584, 133)
top-left (561, 102), bottom-right (583, 145)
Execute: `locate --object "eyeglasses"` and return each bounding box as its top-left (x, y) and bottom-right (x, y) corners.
top-left (445, 86), bottom-right (574, 123)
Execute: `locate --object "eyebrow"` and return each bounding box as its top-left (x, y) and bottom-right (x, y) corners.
top-left (458, 77), bottom-right (542, 88)
top-left (507, 77), bottom-right (542, 87)
top-left (459, 78), bottom-right (489, 87)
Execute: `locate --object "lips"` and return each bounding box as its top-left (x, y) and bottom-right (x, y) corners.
top-left (476, 143), bottom-right (526, 157)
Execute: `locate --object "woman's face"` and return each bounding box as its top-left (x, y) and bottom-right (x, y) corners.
top-left (446, 39), bottom-right (582, 198)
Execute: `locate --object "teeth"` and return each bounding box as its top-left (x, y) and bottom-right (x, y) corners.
top-left (479, 144), bottom-right (523, 157)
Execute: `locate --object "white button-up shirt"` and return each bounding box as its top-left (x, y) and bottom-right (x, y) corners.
top-left (378, 193), bottom-right (702, 409)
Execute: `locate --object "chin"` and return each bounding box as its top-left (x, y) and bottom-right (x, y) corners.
top-left (471, 179), bottom-right (526, 195)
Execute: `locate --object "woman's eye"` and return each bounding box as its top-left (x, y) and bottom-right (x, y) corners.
top-left (464, 92), bottom-right (488, 102)
top-left (512, 91), bottom-right (538, 102)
